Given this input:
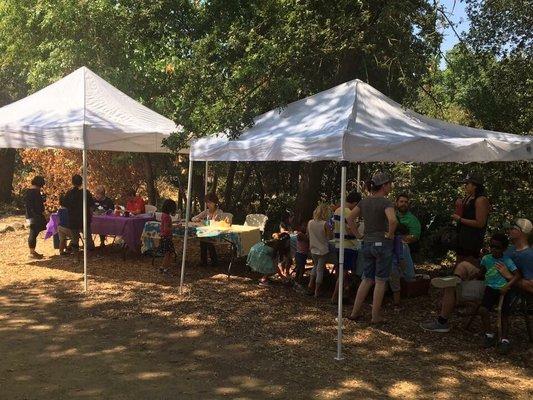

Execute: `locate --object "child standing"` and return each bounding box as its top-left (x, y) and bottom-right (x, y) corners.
top-left (389, 223), bottom-right (410, 308)
top-left (294, 222), bottom-right (310, 283)
top-left (307, 204), bottom-right (333, 297)
top-left (479, 232), bottom-right (519, 354)
top-left (159, 199), bottom-right (177, 274)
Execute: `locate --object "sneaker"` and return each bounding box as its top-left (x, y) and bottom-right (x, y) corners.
top-left (420, 319), bottom-right (450, 333)
top-left (483, 334), bottom-right (497, 349)
top-left (431, 276), bottom-right (461, 289)
top-left (29, 252), bottom-right (43, 260)
top-left (498, 340), bottom-right (511, 355)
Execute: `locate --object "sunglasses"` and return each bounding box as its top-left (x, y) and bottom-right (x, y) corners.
top-left (489, 243), bottom-right (504, 250)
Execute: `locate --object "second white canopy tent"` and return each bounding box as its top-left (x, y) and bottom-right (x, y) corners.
top-left (180, 78), bottom-right (533, 361)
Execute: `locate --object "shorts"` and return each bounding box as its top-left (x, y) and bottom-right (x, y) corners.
top-left (481, 286), bottom-right (515, 316)
top-left (336, 248), bottom-right (357, 273)
top-left (361, 240), bottom-right (393, 281)
top-left (58, 225), bottom-right (74, 241)
top-left (160, 236), bottom-right (175, 254)
top-left (456, 260), bottom-right (481, 280)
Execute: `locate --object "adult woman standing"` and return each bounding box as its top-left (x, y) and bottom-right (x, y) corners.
top-left (347, 172), bottom-right (397, 324)
top-left (453, 174), bottom-right (490, 265)
top-left (192, 193), bottom-right (224, 267)
top-left (25, 176), bottom-right (47, 259)
top-left (421, 174), bottom-right (490, 333)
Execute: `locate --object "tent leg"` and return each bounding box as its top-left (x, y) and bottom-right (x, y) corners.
top-left (204, 161), bottom-right (209, 200)
top-left (356, 163), bottom-right (361, 192)
top-left (335, 164), bottom-right (347, 361)
top-left (179, 157), bottom-right (194, 295)
top-left (82, 148), bottom-right (88, 292)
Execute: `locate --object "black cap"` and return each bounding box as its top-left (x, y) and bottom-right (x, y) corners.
top-left (462, 174), bottom-right (483, 186)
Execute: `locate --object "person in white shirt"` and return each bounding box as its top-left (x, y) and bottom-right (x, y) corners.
top-left (307, 204), bottom-right (333, 297)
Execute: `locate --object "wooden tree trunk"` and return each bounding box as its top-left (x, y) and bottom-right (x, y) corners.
top-left (142, 153), bottom-right (158, 205)
top-left (290, 162), bottom-right (300, 192)
top-left (293, 161), bottom-right (327, 227)
top-left (224, 163), bottom-right (237, 210)
top-left (254, 166), bottom-right (266, 213)
top-left (0, 149), bottom-right (16, 203)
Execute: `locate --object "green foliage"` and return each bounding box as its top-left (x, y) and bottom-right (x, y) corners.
top-left (166, 0), bottom-right (441, 149)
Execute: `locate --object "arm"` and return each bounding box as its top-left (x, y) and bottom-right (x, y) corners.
top-left (324, 221), bottom-right (333, 239)
top-left (191, 209), bottom-right (207, 222)
top-left (453, 196), bottom-right (489, 228)
top-left (501, 270), bottom-right (520, 293)
top-left (384, 207), bottom-right (398, 240)
top-left (404, 216), bottom-right (421, 244)
top-left (346, 206), bottom-right (362, 239)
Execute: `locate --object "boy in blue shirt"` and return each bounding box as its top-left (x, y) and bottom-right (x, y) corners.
top-left (479, 233), bottom-right (519, 353)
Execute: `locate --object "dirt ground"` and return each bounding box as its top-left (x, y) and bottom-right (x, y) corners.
top-left (0, 215), bottom-right (532, 400)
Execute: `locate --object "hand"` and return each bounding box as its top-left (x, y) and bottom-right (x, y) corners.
top-left (356, 233), bottom-right (364, 240)
top-left (384, 232), bottom-right (393, 240)
top-left (495, 262), bottom-right (513, 280)
top-left (452, 214), bottom-right (461, 222)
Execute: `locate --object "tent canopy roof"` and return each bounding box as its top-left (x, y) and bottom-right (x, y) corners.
top-left (191, 79), bottom-right (532, 163)
top-left (0, 67), bottom-right (177, 153)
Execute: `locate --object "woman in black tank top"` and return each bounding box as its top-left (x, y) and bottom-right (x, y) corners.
top-left (452, 175), bottom-right (490, 261)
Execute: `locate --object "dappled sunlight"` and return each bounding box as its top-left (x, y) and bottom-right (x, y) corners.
top-left (388, 381), bottom-right (422, 399)
top-left (1, 223), bottom-right (532, 399)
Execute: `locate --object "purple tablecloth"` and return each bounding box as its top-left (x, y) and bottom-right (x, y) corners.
top-left (46, 214), bottom-right (154, 253)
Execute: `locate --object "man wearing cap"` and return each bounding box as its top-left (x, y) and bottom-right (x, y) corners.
top-left (497, 219), bottom-right (533, 294)
top-left (421, 173), bottom-right (490, 333)
top-left (348, 171), bottom-right (397, 324)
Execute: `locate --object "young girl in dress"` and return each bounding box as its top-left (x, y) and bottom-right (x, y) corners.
top-left (159, 199), bottom-right (177, 274)
top-left (307, 204), bottom-right (333, 297)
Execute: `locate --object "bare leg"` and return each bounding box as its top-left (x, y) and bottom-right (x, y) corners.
top-left (440, 287), bottom-right (456, 319)
top-left (501, 315), bottom-right (510, 340)
top-left (331, 274), bottom-right (339, 302)
top-left (59, 238), bottom-right (67, 254)
top-left (350, 278), bottom-right (374, 318)
top-left (314, 283), bottom-right (321, 297)
top-left (162, 252), bottom-right (172, 270)
top-left (392, 291), bottom-right (401, 306)
top-left (308, 275), bottom-right (316, 292)
top-left (479, 306), bottom-right (491, 334)
top-left (439, 261), bottom-right (473, 318)
top-left (371, 280), bottom-right (387, 322)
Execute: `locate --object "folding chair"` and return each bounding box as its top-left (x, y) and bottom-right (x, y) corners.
top-left (244, 214), bottom-right (268, 239)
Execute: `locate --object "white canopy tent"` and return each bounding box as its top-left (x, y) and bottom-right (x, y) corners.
top-left (0, 66), bottom-right (178, 290)
top-left (181, 79), bottom-right (533, 360)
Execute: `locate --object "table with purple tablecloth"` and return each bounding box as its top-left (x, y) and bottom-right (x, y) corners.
top-left (46, 214), bottom-right (154, 253)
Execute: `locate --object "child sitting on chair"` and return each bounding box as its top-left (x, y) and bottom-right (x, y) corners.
top-left (479, 232), bottom-right (519, 354)
top-left (159, 199), bottom-right (177, 274)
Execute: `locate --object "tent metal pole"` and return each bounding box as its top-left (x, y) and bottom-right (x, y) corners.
top-left (335, 163), bottom-right (347, 361)
top-left (179, 157), bottom-right (194, 295)
top-left (204, 161), bottom-right (209, 200)
top-left (356, 163), bottom-right (361, 192)
top-left (82, 148), bottom-right (88, 292)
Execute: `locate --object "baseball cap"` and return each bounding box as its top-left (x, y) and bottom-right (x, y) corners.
top-left (511, 218), bottom-right (532, 235)
top-left (461, 174), bottom-right (483, 186)
top-left (371, 171), bottom-right (393, 186)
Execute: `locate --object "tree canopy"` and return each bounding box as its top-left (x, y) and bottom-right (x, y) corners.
top-left (0, 0), bottom-right (531, 257)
